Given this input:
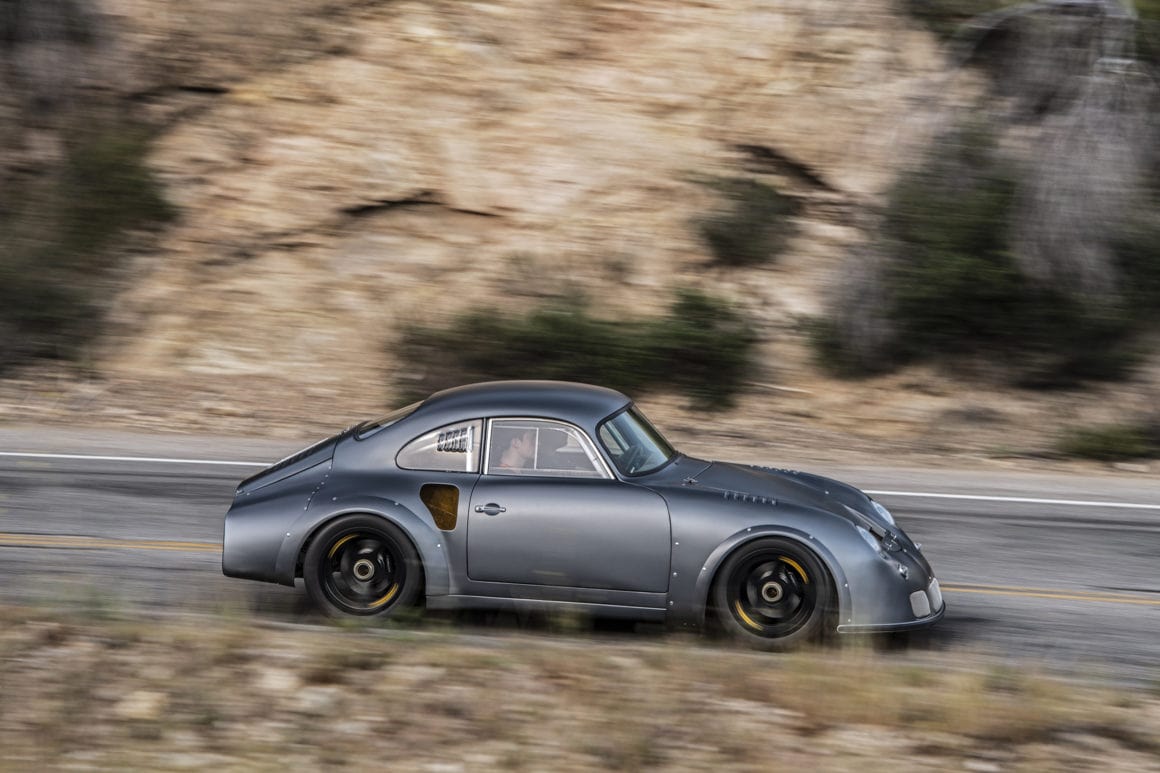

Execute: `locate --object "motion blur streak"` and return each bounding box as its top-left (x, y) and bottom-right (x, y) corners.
top-left (868, 490), bottom-right (1160, 510)
top-left (2, 529), bottom-right (1156, 608)
top-left (0, 452), bottom-right (266, 467)
top-left (940, 583), bottom-right (1160, 607)
top-left (0, 533), bottom-right (220, 553)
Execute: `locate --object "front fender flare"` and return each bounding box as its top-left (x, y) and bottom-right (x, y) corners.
top-left (692, 525), bottom-right (851, 629)
top-left (273, 496), bottom-right (451, 597)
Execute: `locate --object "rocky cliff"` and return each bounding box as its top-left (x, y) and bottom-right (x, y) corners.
top-left (101, 0), bottom-right (944, 409)
top-left (4, 0), bottom-right (1156, 463)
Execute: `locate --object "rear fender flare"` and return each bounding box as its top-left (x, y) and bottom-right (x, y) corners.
top-left (274, 497), bottom-right (451, 596)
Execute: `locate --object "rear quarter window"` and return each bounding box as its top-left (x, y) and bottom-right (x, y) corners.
top-left (396, 419), bottom-right (483, 473)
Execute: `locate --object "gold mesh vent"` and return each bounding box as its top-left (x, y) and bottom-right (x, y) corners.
top-left (420, 484), bottom-right (459, 531)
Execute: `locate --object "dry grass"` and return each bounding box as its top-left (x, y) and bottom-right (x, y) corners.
top-left (1, 606), bottom-right (1158, 770)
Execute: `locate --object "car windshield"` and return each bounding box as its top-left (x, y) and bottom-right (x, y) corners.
top-left (356, 401), bottom-right (421, 438)
top-left (598, 407), bottom-right (676, 476)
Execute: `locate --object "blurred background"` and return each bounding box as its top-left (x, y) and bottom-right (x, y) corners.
top-left (3, 4), bottom-right (1160, 769)
top-left (1, 0), bottom-right (1159, 463)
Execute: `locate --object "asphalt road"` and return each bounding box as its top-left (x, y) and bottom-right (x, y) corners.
top-left (1, 428), bottom-right (1157, 684)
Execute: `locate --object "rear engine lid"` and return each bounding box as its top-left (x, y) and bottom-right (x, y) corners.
top-left (237, 427), bottom-right (353, 494)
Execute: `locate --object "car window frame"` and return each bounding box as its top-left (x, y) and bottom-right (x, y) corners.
top-left (395, 418), bottom-right (485, 474)
top-left (596, 405), bottom-right (678, 478)
top-left (355, 401), bottom-right (422, 440)
top-left (483, 417), bottom-right (614, 480)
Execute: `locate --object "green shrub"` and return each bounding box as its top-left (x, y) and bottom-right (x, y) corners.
top-left (395, 289), bottom-right (757, 408)
top-left (899, 0), bottom-right (1008, 39)
top-left (0, 125), bottom-right (173, 371)
top-left (902, 0), bottom-right (1160, 67)
top-left (805, 318), bottom-right (886, 379)
top-left (814, 123), bottom-right (1152, 385)
top-left (1112, 215), bottom-right (1160, 318)
top-left (649, 289), bottom-right (757, 404)
top-left (886, 146), bottom-right (1141, 385)
top-left (882, 135), bottom-right (1024, 358)
top-left (1057, 423), bottom-right (1159, 461)
top-left (1131, 0), bottom-right (1160, 66)
top-left (695, 178), bottom-right (800, 267)
top-left (58, 127), bottom-right (174, 254)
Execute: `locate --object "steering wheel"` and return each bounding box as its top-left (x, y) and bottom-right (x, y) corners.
top-left (620, 445), bottom-right (647, 475)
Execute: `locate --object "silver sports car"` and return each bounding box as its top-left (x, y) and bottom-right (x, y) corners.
top-left (223, 381), bottom-right (943, 649)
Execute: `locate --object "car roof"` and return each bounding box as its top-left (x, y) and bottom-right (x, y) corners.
top-left (418, 380), bottom-right (631, 427)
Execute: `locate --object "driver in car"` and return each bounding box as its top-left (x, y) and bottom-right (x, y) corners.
top-left (495, 427), bottom-right (536, 470)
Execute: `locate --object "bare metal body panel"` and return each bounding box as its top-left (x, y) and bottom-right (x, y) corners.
top-left (223, 381), bottom-right (944, 633)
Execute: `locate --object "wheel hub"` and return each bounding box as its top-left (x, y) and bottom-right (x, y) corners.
top-left (760, 581), bottom-right (784, 603)
top-left (352, 558), bottom-right (376, 581)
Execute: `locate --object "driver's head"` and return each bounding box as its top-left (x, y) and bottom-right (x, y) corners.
top-left (495, 426), bottom-right (536, 467)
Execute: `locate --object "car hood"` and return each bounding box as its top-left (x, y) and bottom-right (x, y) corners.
top-left (668, 459), bottom-right (885, 529)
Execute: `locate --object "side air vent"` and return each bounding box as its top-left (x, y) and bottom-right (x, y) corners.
top-left (723, 490), bottom-right (776, 505)
top-left (749, 464), bottom-right (802, 476)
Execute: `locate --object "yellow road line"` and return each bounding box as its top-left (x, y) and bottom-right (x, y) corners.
top-left (941, 583), bottom-right (1160, 606)
top-left (0, 533), bottom-right (220, 553)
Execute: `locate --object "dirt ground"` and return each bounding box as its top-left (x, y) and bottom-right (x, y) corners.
top-left (2, 608), bottom-right (1159, 772)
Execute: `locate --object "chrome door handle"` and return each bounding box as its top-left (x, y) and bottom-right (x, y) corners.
top-left (475, 503), bottom-right (507, 516)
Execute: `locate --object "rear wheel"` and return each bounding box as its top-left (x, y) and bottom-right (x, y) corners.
top-left (303, 515), bottom-right (422, 619)
top-left (712, 538), bottom-right (832, 651)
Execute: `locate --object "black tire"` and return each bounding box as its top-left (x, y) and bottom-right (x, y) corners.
top-left (303, 515), bottom-right (423, 619)
top-left (711, 538), bottom-right (833, 651)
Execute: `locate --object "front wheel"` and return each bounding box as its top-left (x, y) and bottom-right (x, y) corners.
top-left (711, 538), bottom-right (832, 651)
top-left (303, 515), bottom-right (422, 619)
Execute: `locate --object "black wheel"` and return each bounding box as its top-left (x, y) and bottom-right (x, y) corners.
top-left (711, 538), bottom-right (832, 651)
top-left (303, 515), bottom-right (422, 619)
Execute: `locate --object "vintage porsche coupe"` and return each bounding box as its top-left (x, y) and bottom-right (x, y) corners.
top-left (223, 381), bottom-right (943, 648)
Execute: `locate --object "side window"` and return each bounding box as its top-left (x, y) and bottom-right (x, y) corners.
top-left (487, 419), bottom-right (608, 479)
top-left (396, 420), bottom-right (483, 473)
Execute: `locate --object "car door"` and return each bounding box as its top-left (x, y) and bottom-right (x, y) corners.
top-left (467, 418), bottom-right (672, 593)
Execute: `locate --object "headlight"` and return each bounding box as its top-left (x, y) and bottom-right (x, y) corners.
top-left (870, 499), bottom-right (895, 526)
top-left (857, 524), bottom-right (903, 558)
top-left (856, 525), bottom-right (880, 553)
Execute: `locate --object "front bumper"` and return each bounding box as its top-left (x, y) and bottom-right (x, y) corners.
top-left (836, 602), bottom-right (945, 633)
top-left (836, 577), bottom-right (946, 634)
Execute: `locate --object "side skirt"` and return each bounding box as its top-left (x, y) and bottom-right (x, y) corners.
top-left (426, 595), bottom-right (668, 623)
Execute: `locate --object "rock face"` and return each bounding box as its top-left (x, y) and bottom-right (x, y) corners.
top-left (83, 0), bottom-right (944, 415)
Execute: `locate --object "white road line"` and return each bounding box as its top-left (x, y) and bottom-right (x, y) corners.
top-left (0, 452), bottom-right (1157, 510)
top-left (865, 490), bottom-right (1160, 511)
top-left (0, 452), bottom-right (267, 467)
